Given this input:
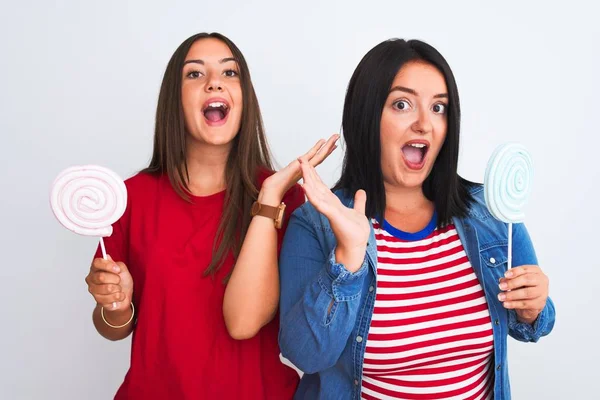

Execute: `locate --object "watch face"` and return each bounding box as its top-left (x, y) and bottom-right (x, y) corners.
top-left (275, 203), bottom-right (286, 229)
top-left (251, 201), bottom-right (261, 216)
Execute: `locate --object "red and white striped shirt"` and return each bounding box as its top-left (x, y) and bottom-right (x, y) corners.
top-left (361, 219), bottom-right (495, 400)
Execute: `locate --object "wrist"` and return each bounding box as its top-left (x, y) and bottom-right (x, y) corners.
top-left (335, 244), bottom-right (366, 273)
top-left (257, 189), bottom-right (283, 207)
top-left (516, 310), bottom-right (539, 325)
top-left (102, 304), bottom-right (133, 327)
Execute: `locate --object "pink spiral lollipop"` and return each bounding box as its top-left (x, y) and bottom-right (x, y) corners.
top-left (50, 165), bottom-right (127, 259)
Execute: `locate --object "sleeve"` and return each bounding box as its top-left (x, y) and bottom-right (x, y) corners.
top-left (507, 222), bottom-right (556, 342)
top-left (278, 206), bottom-right (368, 374)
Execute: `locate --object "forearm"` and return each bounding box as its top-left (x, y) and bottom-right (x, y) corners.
top-left (223, 191), bottom-right (281, 340)
top-left (92, 304), bottom-right (134, 341)
top-left (280, 246), bottom-right (369, 373)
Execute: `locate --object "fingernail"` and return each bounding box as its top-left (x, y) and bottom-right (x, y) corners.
top-left (505, 271), bottom-right (513, 278)
top-left (113, 265), bottom-right (121, 273)
top-left (498, 293), bottom-right (506, 301)
top-left (499, 282), bottom-right (508, 290)
top-left (112, 302), bottom-right (118, 309)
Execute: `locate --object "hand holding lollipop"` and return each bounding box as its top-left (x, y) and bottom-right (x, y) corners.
top-left (50, 165), bottom-right (133, 317)
top-left (484, 144), bottom-right (550, 321)
top-left (484, 143), bottom-right (533, 269)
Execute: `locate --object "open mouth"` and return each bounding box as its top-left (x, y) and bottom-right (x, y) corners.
top-left (202, 99), bottom-right (230, 126)
top-left (401, 141), bottom-right (429, 170)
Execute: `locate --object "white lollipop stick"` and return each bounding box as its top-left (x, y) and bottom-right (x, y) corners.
top-left (50, 165), bottom-right (127, 309)
top-left (484, 143), bottom-right (533, 269)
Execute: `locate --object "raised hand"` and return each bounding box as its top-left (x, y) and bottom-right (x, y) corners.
top-left (259, 134), bottom-right (339, 204)
top-left (298, 157), bottom-right (370, 273)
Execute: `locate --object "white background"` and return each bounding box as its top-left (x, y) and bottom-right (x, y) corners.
top-left (1, 1), bottom-right (597, 398)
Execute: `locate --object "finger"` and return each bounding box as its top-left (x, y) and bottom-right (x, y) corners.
top-left (307, 162), bottom-right (325, 186)
top-left (115, 261), bottom-right (129, 274)
top-left (303, 139), bottom-right (327, 160)
top-left (96, 291), bottom-right (127, 307)
top-left (90, 271), bottom-right (121, 285)
top-left (498, 286), bottom-right (541, 302)
top-left (502, 299), bottom-right (542, 310)
top-left (298, 157), bottom-right (314, 185)
top-left (503, 265), bottom-right (540, 279)
top-left (499, 274), bottom-right (539, 291)
top-left (353, 190), bottom-right (367, 215)
top-left (89, 283), bottom-right (122, 296)
top-left (299, 157), bottom-right (321, 188)
top-left (92, 257), bottom-right (121, 274)
top-left (309, 134), bottom-right (340, 167)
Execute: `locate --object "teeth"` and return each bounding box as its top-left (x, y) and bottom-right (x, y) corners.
top-left (208, 102), bottom-right (228, 109)
top-left (408, 143), bottom-right (426, 148)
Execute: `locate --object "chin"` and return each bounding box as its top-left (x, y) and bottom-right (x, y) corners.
top-left (395, 170), bottom-right (429, 189)
top-left (195, 126), bottom-right (239, 145)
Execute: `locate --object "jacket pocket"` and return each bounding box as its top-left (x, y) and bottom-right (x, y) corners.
top-left (480, 242), bottom-right (508, 269)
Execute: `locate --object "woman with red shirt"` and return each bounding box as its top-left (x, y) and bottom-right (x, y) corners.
top-left (83, 32), bottom-right (338, 399)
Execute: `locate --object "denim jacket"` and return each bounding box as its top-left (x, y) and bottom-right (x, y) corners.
top-left (279, 185), bottom-right (555, 400)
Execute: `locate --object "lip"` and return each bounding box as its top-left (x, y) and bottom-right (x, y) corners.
top-left (401, 139), bottom-right (430, 171)
top-left (202, 97), bottom-right (230, 127)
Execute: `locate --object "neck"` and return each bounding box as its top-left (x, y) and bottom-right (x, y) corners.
top-left (184, 140), bottom-right (231, 196)
top-left (384, 182), bottom-right (432, 214)
top-left (383, 182), bottom-right (435, 232)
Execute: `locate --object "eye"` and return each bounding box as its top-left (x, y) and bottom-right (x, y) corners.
top-left (223, 69), bottom-right (239, 77)
top-left (432, 103), bottom-right (447, 114)
top-left (186, 70), bottom-right (203, 79)
top-left (393, 100), bottom-right (411, 111)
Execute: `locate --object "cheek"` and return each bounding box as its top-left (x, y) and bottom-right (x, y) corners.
top-left (380, 111), bottom-right (409, 145)
top-left (379, 111), bottom-right (397, 146)
top-left (181, 87), bottom-right (197, 117)
top-left (433, 120), bottom-right (448, 147)
top-left (230, 86), bottom-right (243, 119)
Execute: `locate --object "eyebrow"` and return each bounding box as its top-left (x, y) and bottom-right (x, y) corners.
top-left (183, 57), bottom-right (238, 66)
top-left (390, 85), bottom-right (448, 99)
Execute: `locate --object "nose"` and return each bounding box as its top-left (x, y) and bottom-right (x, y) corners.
top-left (205, 73), bottom-right (223, 93)
top-left (411, 107), bottom-right (432, 135)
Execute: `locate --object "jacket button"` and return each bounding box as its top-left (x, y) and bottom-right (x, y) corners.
top-left (490, 257), bottom-right (496, 264)
top-left (369, 286), bottom-right (374, 292)
top-left (354, 379), bottom-right (359, 386)
top-left (356, 336), bottom-right (363, 343)
top-left (497, 364), bottom-right (501, 371)
top-left (494, 319), bottom-right (500, 325)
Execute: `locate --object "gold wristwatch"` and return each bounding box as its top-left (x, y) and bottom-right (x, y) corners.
top-left (251, 201), bottom-right (286, 229)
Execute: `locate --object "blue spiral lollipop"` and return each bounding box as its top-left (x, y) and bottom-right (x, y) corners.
top-left (484, 143), bottom-right (533, 268)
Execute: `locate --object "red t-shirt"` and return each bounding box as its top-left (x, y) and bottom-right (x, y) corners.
top-left (95, 171), bottom-right (303, 399)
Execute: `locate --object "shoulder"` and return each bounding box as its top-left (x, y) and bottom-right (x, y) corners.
top-left (121, 172), bottom-right (165, 210)
top-left (464, 183), bottom-right (494, 222)
top-left (124, 171), bottom-right (161, 193)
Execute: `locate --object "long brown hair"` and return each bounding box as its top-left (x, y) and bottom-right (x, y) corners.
top-left (142, 32), bottom-right (273, 276)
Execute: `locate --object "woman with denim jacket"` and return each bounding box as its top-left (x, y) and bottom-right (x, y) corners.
top-left (279, 38), bottom-right (555, 400)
